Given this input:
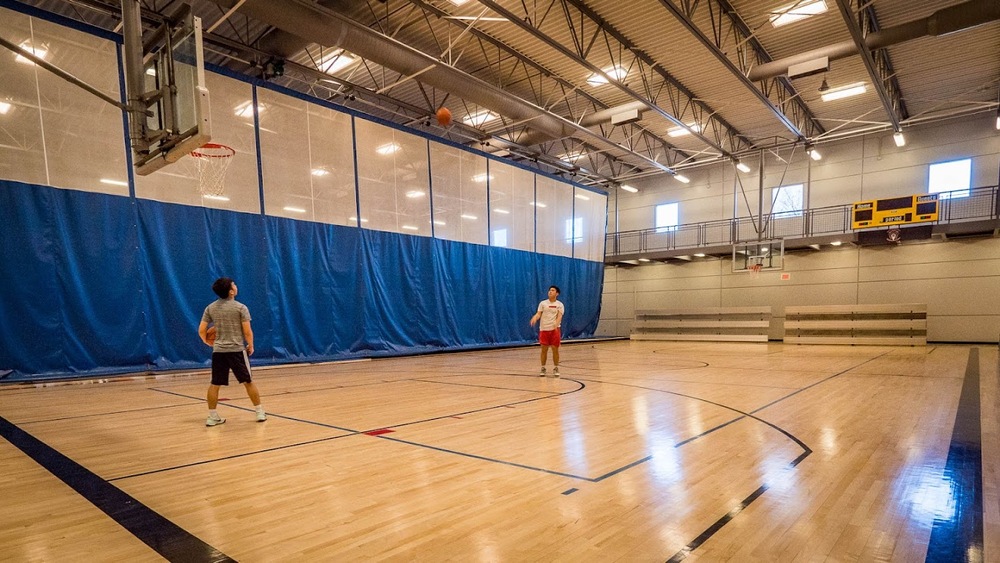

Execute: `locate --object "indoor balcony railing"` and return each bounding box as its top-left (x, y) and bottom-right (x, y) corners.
top-left (604, 185), bottom-right (1000, 264)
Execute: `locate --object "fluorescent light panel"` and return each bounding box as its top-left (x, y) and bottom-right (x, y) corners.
top-left (318, 49), bottom-right (357, 74)
top-left (736, 161), bottom-right (751, 173)
top-left (283, 206), bottom-right (306, 213)
top-left (820, 82), bottom-right (867, 102)
top-left (462, 110), bottom-right (498, 127)
top-left (620, 185), bottom-right (639, 193)
top-left (405, 190), bottom-right (425, 198)
top-left (492, 208), bottom-right (510, 214)
top-left (587, 65), bottom-right (627, 86)
top-left (311, 168), bottom-right (330, 177)
top-left (770, 0), bottom-right (828, 28)
top-left (99, 178), bottom-right (128, 187)
top-left (674, 174), bottom-right (690, 184)
top-left (460, 214), bottom-right (478, 220)
top-left (668, 123), bottom-right (702, 138)
top-left (893, 132), bottom-right (906, 147)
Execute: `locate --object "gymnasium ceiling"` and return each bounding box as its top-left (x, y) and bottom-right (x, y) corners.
top-left (22, 0), bottom-right (1000, 188)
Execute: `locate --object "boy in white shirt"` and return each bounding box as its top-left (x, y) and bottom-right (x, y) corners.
top-left (529, 285), bottom-right (565, 377)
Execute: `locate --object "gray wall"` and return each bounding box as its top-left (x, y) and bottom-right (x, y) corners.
top-left (598, 237), bottom-right (1000, 342)
top-left (599, 114), bottom-right (1000, 343)
top-left (608, 115), bottom-right (1000, 231)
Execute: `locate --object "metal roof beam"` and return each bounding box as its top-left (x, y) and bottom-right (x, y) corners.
top-left (475, 0), bottom-right (755, 160)
top-left (833, 0), bottom-right (903, 132)
top-left (654, 0), bottom-right (825, 141)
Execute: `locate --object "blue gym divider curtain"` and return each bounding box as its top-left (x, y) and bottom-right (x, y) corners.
top-left (0, 180), bottom-right (604, 381)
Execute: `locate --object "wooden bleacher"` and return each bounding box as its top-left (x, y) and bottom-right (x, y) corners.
top-left (783, 303), bottom-right (927, 346)
top-left (631, 307), bottom-right (772, 342)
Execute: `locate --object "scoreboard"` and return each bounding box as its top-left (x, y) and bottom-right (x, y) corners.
top-left (851, 194), bottom-right (939, 230)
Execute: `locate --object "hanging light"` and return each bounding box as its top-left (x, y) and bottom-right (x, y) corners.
top-left (893, 131), bottom-right (906, 147)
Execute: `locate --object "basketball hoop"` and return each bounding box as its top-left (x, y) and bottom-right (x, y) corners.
top-left (749, 263), bottom-right (763, 278)
top-left (191, 143), bottom-right (235, 197)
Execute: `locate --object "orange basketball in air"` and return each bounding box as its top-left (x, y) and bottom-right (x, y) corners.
top-left (436, 107), bottom-right (452, 127)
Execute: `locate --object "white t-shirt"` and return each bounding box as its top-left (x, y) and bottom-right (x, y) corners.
top-left (536, 299), bottom-right (565, 331)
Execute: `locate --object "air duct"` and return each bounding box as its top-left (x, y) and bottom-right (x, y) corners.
top-left (749, 0), bottom-right (1000, 82)
top-left (205, 0), bottom-right (674, 172)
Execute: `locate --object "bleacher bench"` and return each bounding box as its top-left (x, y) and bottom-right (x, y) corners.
top-left (631, 307), bottom-right (771, 342)
top-left (784, 303), bottom-right (927, 346)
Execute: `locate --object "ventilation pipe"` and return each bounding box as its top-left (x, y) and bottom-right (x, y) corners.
top-left (749, 0), bottom-right (1000, 82)
top-left (205, 0), bottom-right (669, 169)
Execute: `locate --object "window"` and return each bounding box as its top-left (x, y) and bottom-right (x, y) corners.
top-left (655, 203), bottom-right (678, 233)
top-left (928, 158), bottom-right (971, 199)
top-left (564, 217), bottom-right (583, 244)
top-left (771, 184), bottom-right (803, 217)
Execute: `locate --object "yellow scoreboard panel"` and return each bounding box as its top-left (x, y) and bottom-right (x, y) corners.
top-left (851, 194), bottom-right (939, 230)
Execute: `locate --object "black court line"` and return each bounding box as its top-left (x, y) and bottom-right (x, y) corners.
top-left (0, 415), bottom-right (234, 563)
top-left (925, 347), bottom-right (984, 562)
top-left (659, 352), bottom-right (892, 561)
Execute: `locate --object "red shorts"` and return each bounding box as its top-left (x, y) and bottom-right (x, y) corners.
top-left (539, 328), bottom-right (561, 347)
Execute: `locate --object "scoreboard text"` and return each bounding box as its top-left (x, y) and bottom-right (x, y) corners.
top-left (851, 194), bottom-right (939, 230)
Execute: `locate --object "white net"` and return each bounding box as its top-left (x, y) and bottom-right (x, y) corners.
top-left (191, 143), bottom-right (235, 197)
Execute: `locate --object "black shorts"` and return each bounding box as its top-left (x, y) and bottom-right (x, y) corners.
top-left (211, 351), bottom-right (253, 385)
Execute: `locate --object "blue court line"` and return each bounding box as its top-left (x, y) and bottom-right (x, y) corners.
top-left (925, 347), bottom-right (983, 562)
top-left (0, 415), bottom-right (234, 562)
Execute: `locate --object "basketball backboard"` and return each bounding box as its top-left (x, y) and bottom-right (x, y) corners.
top-left (733, 239), bottom-right (784, 273)
top-left (124, 4), bottom-right (211, 175)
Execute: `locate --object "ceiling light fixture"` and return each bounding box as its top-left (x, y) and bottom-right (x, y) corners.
top-left (620, 184), bottom-right (639, 193)
top-left (462, 110), bottom-right (499, 127)
top-left (735, 160), bottom-right (751, 173)
top-left (283, 206), bottom-right (306, 213)
top-left (318, 49), bottom-right (358, 74)
top-left (893, 131), bottom-right (906, 147)
top-left (0, 101), bottom-right (11, 115)
top-left (667, 123), bottom-right (702, 138)
top-left (587, 65), bottom-right (628, 87)
top-left (405, 190), bottom-right (425, 198)
top-left (311, 168), bottom-right (330, 177)
top-left (674, 174), bottom-right (691, 184)
top-left (821, 82), bottom-right (867, 102)
top-left (770, 0), bottom-right (828, 28)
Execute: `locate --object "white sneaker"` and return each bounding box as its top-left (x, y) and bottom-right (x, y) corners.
top-left (539, 367), bottom-right (546, 377)
top-left (256, 410), bottom-right (267, 422)
top-left (552, 367), bottom-right (560, 377)
top-left (206, 415), bottom-right (226, 427)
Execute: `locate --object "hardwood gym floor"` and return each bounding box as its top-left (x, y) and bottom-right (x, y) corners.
top-left (1, 341), bottom-right (997, 561)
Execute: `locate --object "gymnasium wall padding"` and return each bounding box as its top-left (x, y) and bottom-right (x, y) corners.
top-left (0, 180), bottom-right (604, 380)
